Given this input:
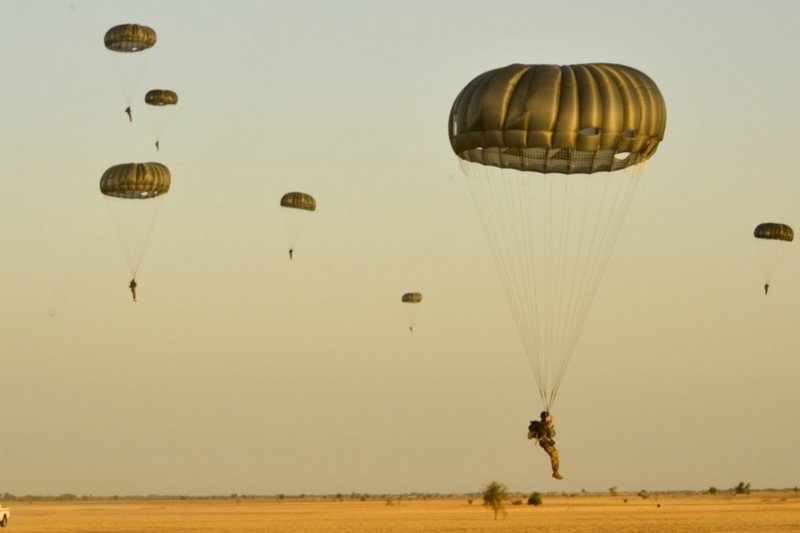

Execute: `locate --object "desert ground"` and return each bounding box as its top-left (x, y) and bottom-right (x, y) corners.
top-left (3, 492), bottom-right (799, 532)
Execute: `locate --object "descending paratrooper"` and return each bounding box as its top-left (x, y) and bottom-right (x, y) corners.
top-left (280, 192), bottom-right (316, 260)
top-left (449, 63), bottom-right (666, 477)
top-left (753, 222), bottom-right (793, 295)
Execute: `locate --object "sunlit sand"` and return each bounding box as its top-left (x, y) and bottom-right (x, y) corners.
top-left (4, 492), bottom-right (799, 532)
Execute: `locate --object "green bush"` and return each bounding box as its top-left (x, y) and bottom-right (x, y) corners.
top-left (527, 492), bottom-right (543, 506)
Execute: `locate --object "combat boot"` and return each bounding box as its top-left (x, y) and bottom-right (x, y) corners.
top-left (552, 471), bottom-right (563, 480)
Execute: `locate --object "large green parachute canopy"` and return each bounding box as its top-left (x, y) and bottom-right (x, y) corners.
top-left (280, 192), bottom-right (316, 211)
top-left (145, 89), bottom-right (179, 106)
top-left (450, 63), bottom-right (666, 410)
top-left (100, 163), bottom-right (171, 199)
top-left (401, 292), bottom-right (423, 303)
top-left (754, 223), bottom-right (794, 242)
top-left (104, 24), bottom-right (157, 52)
top-left (449, 63), bottom-right (666, 172)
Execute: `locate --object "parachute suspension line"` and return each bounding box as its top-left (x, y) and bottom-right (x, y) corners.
top-left (463, 151), bottom-right (648, 412)
top-left (104, 195), bottom-right (167, 277)
top-left (515, 149), bottom-right (548, 406)
top-left (547, 173), bottom-right (583, 410)
top-left (549, 161), bottom-right (645, 407)
top-left (755, 239), bottom-right (790, 285)
top-left (462, 154), bottom-right (548, 406)
top-left (107, 50), bottom-right (152, 107)
top-left (281, 208), bottom-right (312, 249)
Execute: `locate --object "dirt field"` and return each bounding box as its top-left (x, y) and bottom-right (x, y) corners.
top-left (3, 492), bottom-right (800, 532)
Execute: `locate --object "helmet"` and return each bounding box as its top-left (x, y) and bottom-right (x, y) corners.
top-left (540, 411), bottom-right (550, 419)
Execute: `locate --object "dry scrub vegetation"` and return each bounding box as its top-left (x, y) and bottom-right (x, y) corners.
top-left (3, 492), bottom-right (800, 532)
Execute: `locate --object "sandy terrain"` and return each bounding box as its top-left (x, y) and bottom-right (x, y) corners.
top-left (2, 492), bottom-right (799, 532)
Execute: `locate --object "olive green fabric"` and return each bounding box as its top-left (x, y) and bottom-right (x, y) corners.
top-left (754, 222), bottom-right (794, 242)
top-left (145, 89), bottom-right (178, 106)
top-left (104, 24), bottom-right (157, 52)
top-left (100, 163), bottom-right (171, 199)
top-left (280, 192), bottom-right (316, 211)
top-left (449, 63), bottom-right (666, 174)
top-left (401, 292), bottom-right (422, 303)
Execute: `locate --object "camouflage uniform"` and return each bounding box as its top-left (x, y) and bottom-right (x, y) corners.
top-left (528, 417), bottom-right (560, 476)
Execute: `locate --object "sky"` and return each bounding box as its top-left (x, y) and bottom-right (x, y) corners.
top-left (1, 0), bottom-right (799, 497)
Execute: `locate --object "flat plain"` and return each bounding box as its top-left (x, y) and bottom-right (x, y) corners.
top-left (4, 492), bottom-right (800, 532)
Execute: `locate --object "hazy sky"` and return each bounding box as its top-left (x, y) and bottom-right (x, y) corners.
top-left (1, 0), bottom-right (799, 496)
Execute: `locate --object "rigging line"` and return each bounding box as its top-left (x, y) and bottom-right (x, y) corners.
top-left (469, 157), bottom-right (545, 399)
top-left (551, 170), bottom-right (583, 388)
top-left (551, 169), bottom-right (591, 395)
top-left (555, 165), bottom-right (642, 392)
top-left (522, 157), bottom-right (548, 403)
top-left (505, 154), bottom-right (538, 383)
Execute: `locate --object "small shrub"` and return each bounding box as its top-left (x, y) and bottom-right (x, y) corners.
top-left (467, 498), bottom-right (473, 505)
top-left (708, 487), bottom-right (718, 495)
top-left (734, 482), bottom-right (751, 495)
top-left (527, 492), bottom-right (543, 506)
top-left (512, 499), bottom-right (523, 506)
top-left (637, 490), bottom-right (649, 500)
top-left (609, 486), bottom-right (618, 496)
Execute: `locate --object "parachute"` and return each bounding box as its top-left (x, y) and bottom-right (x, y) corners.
top-left (450, 63), bottom-right (666, 410)
top-left (754, 222), bottom-right (793, 293)
top-left (401, 292), bottom-right (423, 332)
top-left (144, 89), bottom-right (178, 150)
top-left (104, 24), bottom-right (157, 118)
top-left (280, 192), bottom-right (316, 258)
top-left (100, 162), bottom-right (170, 278)
top-left (401, 292), bottom-right (423, 303)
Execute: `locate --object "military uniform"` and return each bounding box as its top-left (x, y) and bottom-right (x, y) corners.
top-left (528, 417), bottom-right (561, 478)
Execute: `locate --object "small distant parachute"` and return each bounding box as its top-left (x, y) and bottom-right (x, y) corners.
top-left (754, 222), bottom-right (793, 294)
top-left (145, 89), bottom-right (178, 106)
top-left (401, 292), bottom-right (423, 332)
top-left (104, 24), bottom-right (157, 52)
top-left (401, 292), bottom-right (423, 304)
top-left (104, 23), bottom-right (157, 119)
top-left (280, 192), bottom-right (316, 259)
top-left (100, 162), bottom-right (170, 281)
top-left (145, 89), bottom-right (178, 150)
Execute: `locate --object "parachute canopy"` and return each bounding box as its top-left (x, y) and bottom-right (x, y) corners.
top-left (145, 89), bottom-right (179, 106)
top-left (449, 63), bottom-right (666, 173)
top-left (451, 63), bottom-right (665, 410)
top-left (280, 192), bottom-right (316, 211)
top-left (100, 163), bottom-right (170, 199)
top-left (100, 163), bottom-right (170, 278)
top-left (401, 292), bottom-right (423, 303)
top-left (104, 24), bottom-right (157, 52)
top-left (754, 222), bottom-right (794, 242)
